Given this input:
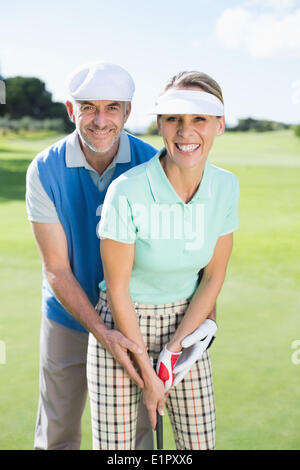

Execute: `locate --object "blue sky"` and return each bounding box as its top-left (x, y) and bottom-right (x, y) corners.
top-left (1, 0), bottom-right (300, 131)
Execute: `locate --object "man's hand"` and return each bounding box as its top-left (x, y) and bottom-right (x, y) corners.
top-left (143, 373), bottom-right (166, 430)
top-left (156, 346), bottom-right (182, 393)
top-left (97, 326), bottom-right (144, 389)
top-left (173, 319), bottom-right (217, 387)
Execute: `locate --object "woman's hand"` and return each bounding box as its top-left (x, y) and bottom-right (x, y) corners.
top-left (156, 346), bottom-right (182, 393)
top-left (142, 372), bottom-right (166, 430)
top-left (172, 319), bottom-right (218, 387)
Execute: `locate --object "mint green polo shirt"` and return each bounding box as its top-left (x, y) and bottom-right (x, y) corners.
top-left (98, 148), bottom-right (239, 304)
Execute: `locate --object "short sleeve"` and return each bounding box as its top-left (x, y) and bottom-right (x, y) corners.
top-left (219, 175), bottom-right (240, 236)
top-left (97, 179), bottom-right (137, 244)
top-left (26, 159), bottom-right (60, 223)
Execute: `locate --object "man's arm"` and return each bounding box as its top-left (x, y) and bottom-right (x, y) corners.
top-left (31, 221), bottom-right (144, 388)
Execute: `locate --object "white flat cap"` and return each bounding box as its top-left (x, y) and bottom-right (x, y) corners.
top-left (67, 61), bottom-right (135, 101)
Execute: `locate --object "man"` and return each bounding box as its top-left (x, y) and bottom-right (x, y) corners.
top-left (26, 62), bottom-right (157, 450)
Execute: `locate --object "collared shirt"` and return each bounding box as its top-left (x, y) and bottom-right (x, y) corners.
top-left (65, 130), bottom-right (130, 191)
top-left (26, 130), bottom-right (131, 223)
top-left (98, 148), bottom-right (240, 304)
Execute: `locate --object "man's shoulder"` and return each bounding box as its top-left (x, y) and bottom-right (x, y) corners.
top-left (126, 132), bottom-right (157, 153)
top-left (34, 134), bottom-right (70, 164)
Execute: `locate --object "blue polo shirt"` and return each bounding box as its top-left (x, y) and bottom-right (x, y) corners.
top-left (31, 132), bottom-right (157, 331)
top-left (98, 148), bottom-right (240, 304)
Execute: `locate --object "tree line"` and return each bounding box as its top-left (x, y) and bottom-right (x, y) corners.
top-left (147, 117), bottom-right (299, 136)
top-left (0, 76), bottom-right (299, 137)
top-left (0, 76), bottom-right (74, 133)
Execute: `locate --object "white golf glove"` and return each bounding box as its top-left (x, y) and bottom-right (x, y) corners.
top-left (173, 319), bottom-right (217, 387)
top-left (156, 346), bottom-right (182, 393)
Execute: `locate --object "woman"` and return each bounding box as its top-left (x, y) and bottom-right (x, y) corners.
top-left (87, 71), bottom-right (240, 450)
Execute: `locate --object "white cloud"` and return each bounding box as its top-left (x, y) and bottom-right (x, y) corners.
top-left (245, 0), bottom-right (297, 10)
top-left (215, 6), bottom-right (300, 57)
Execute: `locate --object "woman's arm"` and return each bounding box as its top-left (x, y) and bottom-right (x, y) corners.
top-left (100, 238), bottom-right (166, 429)
top-left (31, 221), bottom-right (144, 388)
top-left (167, 233), bottom-right (234, 352)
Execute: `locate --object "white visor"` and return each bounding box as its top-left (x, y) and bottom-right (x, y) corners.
top-left (149, 89), bottom-right (224, 116)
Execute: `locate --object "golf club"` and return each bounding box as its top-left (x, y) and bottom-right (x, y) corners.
top-left (150, 356), bottom-right (164, 450)
top-left (156, 411), bottom-right (163, 450)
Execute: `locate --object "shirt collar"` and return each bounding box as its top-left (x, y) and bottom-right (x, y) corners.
top-left (146, 148), bottom-right (212, 204)
top-left (65, 130), bottom-right (131, 172)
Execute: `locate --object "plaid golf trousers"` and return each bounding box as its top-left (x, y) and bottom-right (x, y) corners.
top-left (87, 291), bottom-right (216, 450)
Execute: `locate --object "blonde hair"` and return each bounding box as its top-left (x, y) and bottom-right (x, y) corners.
top-left (162, 71), bottom-right (224, 104)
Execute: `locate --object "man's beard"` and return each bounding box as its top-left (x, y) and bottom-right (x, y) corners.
top-left (77, 124), bottom-right (121, 154)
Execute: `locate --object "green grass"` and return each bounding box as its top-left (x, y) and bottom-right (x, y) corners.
top-left (0, 130), bottom-right (299, 450)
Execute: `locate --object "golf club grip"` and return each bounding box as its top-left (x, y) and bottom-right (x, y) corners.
top-left (156, 411), bottom-right (163, 450)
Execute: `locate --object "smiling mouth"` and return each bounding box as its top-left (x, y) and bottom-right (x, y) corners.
top-left (88, 128), bottom-right (114, 137)
top-left (175, 143), bottom-right (200, 153)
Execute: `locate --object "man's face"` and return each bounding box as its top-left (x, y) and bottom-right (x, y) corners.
top-left (66, 100), bottom-right (131, 155)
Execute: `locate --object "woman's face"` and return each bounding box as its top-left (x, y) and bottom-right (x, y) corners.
top-left (157, 88), bottom-right (225, 171)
